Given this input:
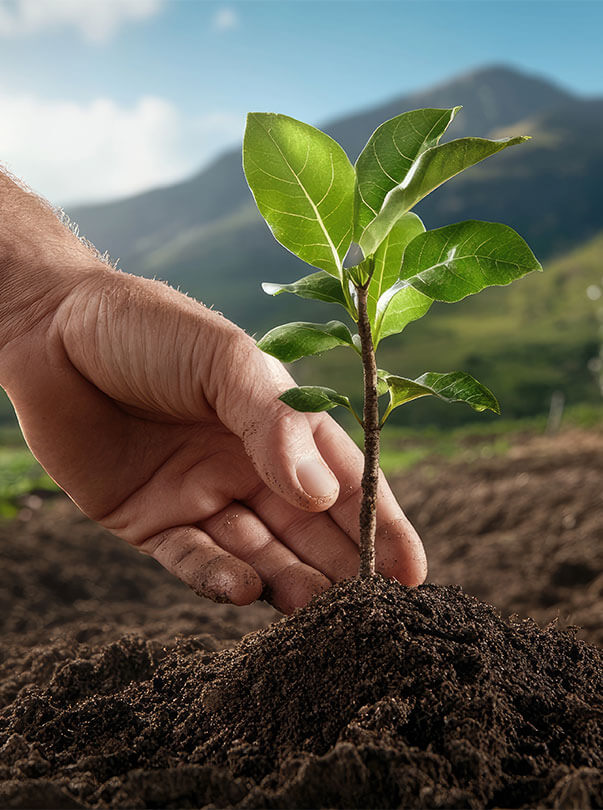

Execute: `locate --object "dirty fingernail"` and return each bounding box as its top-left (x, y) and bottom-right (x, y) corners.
top-left (296, 456), bottom-right (339, 499)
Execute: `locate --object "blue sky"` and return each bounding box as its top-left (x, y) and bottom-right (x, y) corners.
top-left (1, 0), bottom-right (601, 205)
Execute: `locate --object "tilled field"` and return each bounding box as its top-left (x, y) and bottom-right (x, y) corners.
top-left (0, 427), bottom-right (601, 808)
top-left (402, 428), bottom-right (603, 646)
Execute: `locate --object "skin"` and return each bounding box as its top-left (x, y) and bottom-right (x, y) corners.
top-left (0, 169), bottom-right (427, 614)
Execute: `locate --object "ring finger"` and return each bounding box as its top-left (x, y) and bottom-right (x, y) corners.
top-left (201, 503), bottom-right (332, 613)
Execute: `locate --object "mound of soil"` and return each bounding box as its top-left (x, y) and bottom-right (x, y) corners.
top-left (1, 577), bottom-right (601, 809)
top-left (1, 428), bottom-right (601, 808)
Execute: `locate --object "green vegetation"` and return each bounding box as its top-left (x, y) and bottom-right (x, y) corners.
top-left (370, 403), bottom-right (603, 474)
top-left (3, 226), bottom-right (597, 431)
top-left (243, 107), bottom-right (540, 574)
top-left (0, 404), bottom-right (600, 521)
top-left (56, 68), bottom-right (603, 429)
top-left (290, 230), bottom-right (603, 426)
top-left (0, 430), bottom-right (57, 517)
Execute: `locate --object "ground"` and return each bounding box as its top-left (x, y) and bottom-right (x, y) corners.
top-left (0, 426), bottom-right (601, 808)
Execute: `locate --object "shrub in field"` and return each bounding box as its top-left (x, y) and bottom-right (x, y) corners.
top-left (243, 107), bottom-right (541, 576)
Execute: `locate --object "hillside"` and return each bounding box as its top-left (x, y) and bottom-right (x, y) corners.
top-left (1, 64), bottom-right (599, 428)
top-left (1, 227), bottom-right (597, 429)
top-left (290, 230), bottom-right (603, 426)
top-left (67, 65), bottom-right (586, 324)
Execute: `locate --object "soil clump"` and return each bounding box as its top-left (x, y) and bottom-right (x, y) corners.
top-left (1, 577), bottom-right (601, 809)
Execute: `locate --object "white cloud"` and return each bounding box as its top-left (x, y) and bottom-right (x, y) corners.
top-left (0, 91), bottom-right (243, 205)
top-left (212, 6), bottom-right (239, 31)
top-left (0, 0), bottom-right (164, 42)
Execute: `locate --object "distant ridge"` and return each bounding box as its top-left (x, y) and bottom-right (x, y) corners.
top-left (69, 64), bottom-right (577, 294)
top-left (65, 64), bottom-right (603, 427)
top-left (325, 64), bottom-right (574, 158)
top-left (0, 63), bottom-right (588, 426)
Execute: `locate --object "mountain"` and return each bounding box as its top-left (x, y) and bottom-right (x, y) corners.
top-left (324, 64), bottom-right (574, 159)
top-left (67, 65), bottom-right (587, 329)
top-left (56, 64), bottom-right (603, 427)
top-left (70, 67), bottom-right (572, 249)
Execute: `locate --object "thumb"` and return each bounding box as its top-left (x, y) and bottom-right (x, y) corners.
top-left (212, 336), bottom-right (340, 511)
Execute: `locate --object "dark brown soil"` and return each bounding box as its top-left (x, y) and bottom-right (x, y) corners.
top-left (401, 428), bottom-right (603, 646)
top-left (1, 578), bottom-right (602, 809)
top-left (0, 428), bottom-right (602, 808)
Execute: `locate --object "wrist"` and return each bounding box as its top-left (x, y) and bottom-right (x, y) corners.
top-left (0, 252), bottom-right (107, 380)
top-left (0, 168), bottom-right (106, 366)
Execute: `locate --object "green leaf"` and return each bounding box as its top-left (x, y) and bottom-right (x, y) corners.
top-left (376, 369), bottom-right (390, 397)
top-left (354, 107), bottom-right (460, 239)
top-left (374, 282), bottom-right (432, 346)
top-left (257, 320), bottom-right (355, 362)
top-left (367, 212), bottom-right (425, 328)
top-left (279, 386), bottom-right (353, 414)
top-left (383, 371), bottom-right (500, 422)
top-left (262, 272), bottom-right (348, 309)
top-left (360, 135), bottom-right (530, 255)
top-left (401, 220), bottom-right (542, 303)
top-left (243, 113), bottom-right (355, 278)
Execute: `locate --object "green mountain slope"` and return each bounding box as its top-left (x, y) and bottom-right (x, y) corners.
top-left (0, 217), bottom-right (599, 430)
top-left (66, 67), bottom-right (602, 340)
top-left (325, 63), bottom-right (574, 159)
top-left (291, 231), bottom-right (603, 427)
top-left (68, 65), bottom-right (574, 292)
top-left (115, 93), bottom-right (603, 339)
top-left (0, 64), bottom-right (583, 429)
top-left (417, 98), bottom-right (603, 262)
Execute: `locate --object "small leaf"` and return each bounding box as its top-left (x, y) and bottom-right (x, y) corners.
top-left (376, 369), bottom-right (390, 397)
top-left (262, 272), bottom-right (348, 309)
top-left (374, 282), bottom-right (432, 345)
top-left (279, 386), bottom-right (352, 414)
top-left (368, 212), bottom-right (426, 328)
top-left (354, 107), bottom-right (460, 239)
top-left (360, 135), bottom-right (530, 255)
top-left (257, 320), bottom-right (355, 362)
top-left (345, 261), bottom-right (370, 288)
top-left (384, 371), bottom-right (500, 421)
top-left (244, 113), bottom-right (354, 278)
top-left (401, 220), bottom-right (542, 303)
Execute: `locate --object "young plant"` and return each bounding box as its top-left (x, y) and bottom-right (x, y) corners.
top-left (243, 108), bottom-right (541, 577)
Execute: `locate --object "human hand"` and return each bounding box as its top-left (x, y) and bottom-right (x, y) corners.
top-left (0, 176), bottom-right (426, 613)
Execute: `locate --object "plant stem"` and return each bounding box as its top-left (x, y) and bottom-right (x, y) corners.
top-left (356, 283), bottom-right (380, 578)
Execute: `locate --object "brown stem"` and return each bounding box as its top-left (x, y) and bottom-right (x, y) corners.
top-left (356, 283), bottom-right (380, 578)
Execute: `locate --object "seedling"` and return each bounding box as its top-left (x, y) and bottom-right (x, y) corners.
top-left (243, 108), bottom-right (541, 577)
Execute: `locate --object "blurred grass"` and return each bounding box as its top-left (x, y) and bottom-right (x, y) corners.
top-left (0, 404), bottom-right (600, 518)
top-left (349, 402), bottom-right (603, 474)
top-left (0, 429), bottom-right (58, 518)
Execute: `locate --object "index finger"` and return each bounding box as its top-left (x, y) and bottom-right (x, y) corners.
top-left (309, 413), bottom-right (427, 585)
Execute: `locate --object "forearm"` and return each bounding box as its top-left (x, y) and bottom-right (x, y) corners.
top-left (0, 169), bottom-right (105, 358)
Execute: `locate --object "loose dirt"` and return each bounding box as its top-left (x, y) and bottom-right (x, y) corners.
top-left (0, 428), bottom-right (601, 808)
top-left (400, 428), bottom-right (603, 646)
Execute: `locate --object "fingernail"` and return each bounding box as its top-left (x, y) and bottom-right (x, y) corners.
top-left (296, 456), bottom-right (339, 499)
